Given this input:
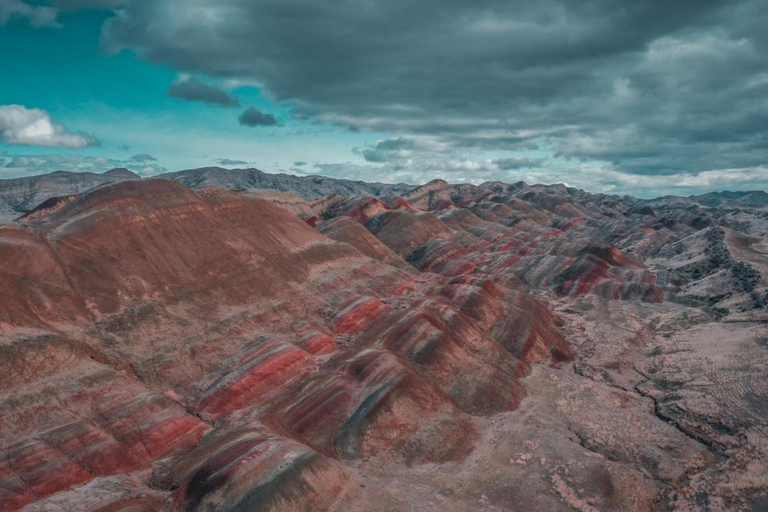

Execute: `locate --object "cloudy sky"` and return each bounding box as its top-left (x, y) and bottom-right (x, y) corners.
top-left (1, 0), bottom-right (767, 197)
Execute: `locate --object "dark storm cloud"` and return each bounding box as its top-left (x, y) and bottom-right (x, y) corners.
top-left (101, 0), bottom-right (768, 181)
top-left (361, 138), bottom-right (429, 163)
top-left (129, 153), bottom-right (157, 162)
top-left (494, 157), bottom-right (548, 170)
top-left (0, 0), bottom-right (59, 27)
top-left (238, 107), bottom-right (278, 127)
top-left (362, 150), bottom-right (388, 163)
top-left (167, 77), bottom-right (240, 107)
top-left (373, 138), bottom-right (413, 152)
top-left (52, 0), bottom-right (126, 8)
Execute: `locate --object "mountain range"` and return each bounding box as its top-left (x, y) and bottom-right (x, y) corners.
top-left (1, 168), bottom-right (767, 511)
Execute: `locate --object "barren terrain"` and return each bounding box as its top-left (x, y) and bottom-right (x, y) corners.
top-left (1, 171), bottom-right (767, 511)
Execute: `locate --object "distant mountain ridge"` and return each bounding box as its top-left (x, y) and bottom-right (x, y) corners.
top-left (690, 190), bottom-right (768, 207)
top-left (157, 166), bottom-right (415, 200)
top-left (0, 169), bottom-right (141, 222)
top-left (1, 165), bottom-right (767, 223)
top-left (0, 166), bottom-right (415, 222)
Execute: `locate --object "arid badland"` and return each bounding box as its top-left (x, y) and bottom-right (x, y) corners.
top-left (1, 168), bottom-right (767, 511)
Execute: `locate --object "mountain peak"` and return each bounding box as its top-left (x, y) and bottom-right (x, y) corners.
top-left (104, 168), bottom-right (141, 179)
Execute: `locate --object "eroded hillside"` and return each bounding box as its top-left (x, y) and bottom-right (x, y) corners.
top-left (1, 176), bottom-right (767, 511)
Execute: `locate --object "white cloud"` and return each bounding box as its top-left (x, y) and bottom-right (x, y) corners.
top-left (0, 105), bottom-right (99, 148)
top-left (0, 0), bottom-right (59, 27)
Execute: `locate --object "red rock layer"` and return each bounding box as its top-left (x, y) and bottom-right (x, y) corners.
top-left (330, 189), bottom-right (676, 306)
top-left (151, 429), bottom-right (349, 512)
top-left (0, 336), bottom-right (208, 509)
top-left (0, 179), bottom-right (571, 511)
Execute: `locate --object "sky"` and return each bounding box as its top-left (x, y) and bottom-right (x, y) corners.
top-left (0, 0), bottom-right (767, 198)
